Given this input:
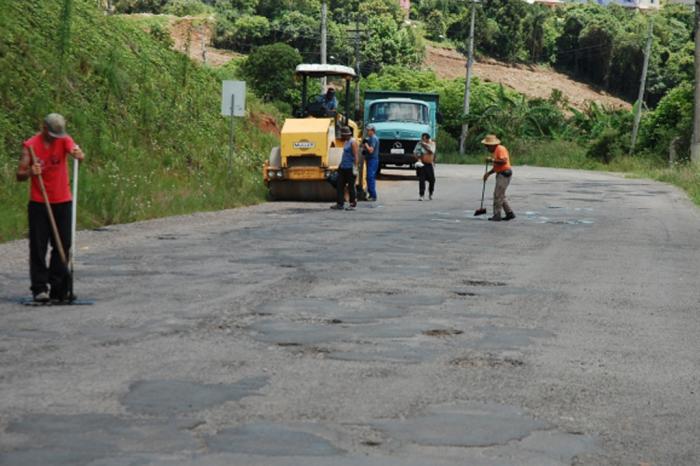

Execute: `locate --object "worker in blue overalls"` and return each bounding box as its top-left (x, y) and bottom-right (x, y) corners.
top-left (362, 125), bottom-right (380, 202)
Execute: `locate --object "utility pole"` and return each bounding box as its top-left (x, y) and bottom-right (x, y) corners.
top-left (691, 0), bottom-right (700, 163)
top-left (630, 19), bottom-right (653, 156)
top-left (459, 0), bottom-right (478, 156)
top-left (348, 16), bottom-right (363, 122)
top-left (321, 1), bottom-right (327, 89)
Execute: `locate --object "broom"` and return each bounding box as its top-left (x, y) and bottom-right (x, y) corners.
top-left (474, 160), bottom-right (489, 216)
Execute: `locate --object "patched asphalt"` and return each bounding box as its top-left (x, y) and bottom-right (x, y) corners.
top-left (1, 165), bottom-right (699, 465)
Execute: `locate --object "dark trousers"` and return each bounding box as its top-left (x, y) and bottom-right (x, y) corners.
top-left (28, 201), bottom-right (72, 296)
top-left (336, 168), bottom-right (357, 206)
top-left (418, 164), bottom-right (435, 197)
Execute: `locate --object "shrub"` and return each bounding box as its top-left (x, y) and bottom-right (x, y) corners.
top-left (587, 127), bottom-right (625, 164)
top-left (113, 0), bottom-right (167, 13)
top-left (425, 10), bottom-right (447, 41)
top-left (149, 22), bottom-right (174, 48)
top-left (239, 43), bottom-right (302, 102)
top-left (215, 14), bottom-right (270, 52)
top-left (162, 0), bottom-right (213, 16)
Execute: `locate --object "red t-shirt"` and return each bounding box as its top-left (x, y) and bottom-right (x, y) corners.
top-left (23, 134), bottom-right (75, 203)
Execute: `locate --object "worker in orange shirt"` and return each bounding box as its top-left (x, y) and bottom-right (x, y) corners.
top-left (482, 135), bottom-right (515, 222)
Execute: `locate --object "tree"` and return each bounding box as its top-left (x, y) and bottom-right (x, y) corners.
top-left (257, 0), bottom-right (320, 18)
top-left (522, 6), bottom-right (556, 63)
top-left (239, 43), bottom-right (302, 102)
top-left (212, 0), bottom-right (259, 17)
top-left (162, 0), bottom-right (213, 16)
top-left (425, 10), bottom-right (447, 42)
top-left (113, 0), bottom-right (168, 13)
top-left (272, 11), bottom-right (319, 57)
top-left (362, 14), bottom-right (423, 75)
top-left (215, 15), bottom-right (270, 52)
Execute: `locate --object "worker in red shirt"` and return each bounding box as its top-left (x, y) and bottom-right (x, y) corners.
top-left (482, 134), bottom-right (515, 222)
top-left (16, 114), bottom-right (85, 303)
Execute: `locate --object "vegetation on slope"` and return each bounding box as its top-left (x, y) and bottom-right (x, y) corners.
top-left (0, 0), bottom-right (279, 242)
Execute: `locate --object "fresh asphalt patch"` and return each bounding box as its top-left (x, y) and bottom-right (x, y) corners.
top-left (1, 165), bottom-right (698, 465)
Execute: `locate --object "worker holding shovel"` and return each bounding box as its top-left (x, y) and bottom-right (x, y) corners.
top-left (16, 113), bottom-right (84, 303)
top-left (481, 134), bottom-right (515, 222)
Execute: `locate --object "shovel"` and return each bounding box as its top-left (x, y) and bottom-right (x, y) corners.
top-left (474, 160), bottom-right (489, 216)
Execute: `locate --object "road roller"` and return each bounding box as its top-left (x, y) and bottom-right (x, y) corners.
top-left (263, 64), bottom-right (363, 201)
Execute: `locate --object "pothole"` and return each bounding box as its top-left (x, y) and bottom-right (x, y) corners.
top-left (122, 378), bottom-right (269, 416)
top-left (205, 423), bottom-right (343, 456)
top-left (453, 291), bottom-right (477, 297)
top-left (423, 329), bottom-right (464, 337)
top-left (362, 440), bottom-right (382, 447)
top-left (463, 280), bottom-right (506, 287)
top-left (277, 342), bottom-right (302, 347)
top-left (451, 353), bottom-right (524, 368)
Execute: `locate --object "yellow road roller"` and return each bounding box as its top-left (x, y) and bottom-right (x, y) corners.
top-left (264, 64), bottom-right (362, 201)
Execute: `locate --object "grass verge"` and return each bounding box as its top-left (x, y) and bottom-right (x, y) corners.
top-left (440, 139), bottom-right (700, 206)
top-left (0, 0), bottom-right (278, 243)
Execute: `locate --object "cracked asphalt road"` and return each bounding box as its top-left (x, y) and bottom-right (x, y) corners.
top-left (1, 165), bottom-right (699, 465)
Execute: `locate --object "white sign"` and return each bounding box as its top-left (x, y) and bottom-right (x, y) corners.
top-left (221, 80), bottom-right (246, 117)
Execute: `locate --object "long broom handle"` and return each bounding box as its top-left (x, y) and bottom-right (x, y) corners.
top-left (28, 146), bottom-right (68, 267)
top-left (70, 156), bottom-right (79, 270)
top-left (480, 161), bottom-right (489, 209)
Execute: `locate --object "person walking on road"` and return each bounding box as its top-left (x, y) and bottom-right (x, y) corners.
top-left (362, 125), bottom-right (380, 202)
top-left (482, 134), bottom-right (515, 222)
top-left (414, 133), bottom-right (436, 201)
top-left (16, 113), bottom-right (85, 302)
top-left (331, 126), bottom-right (359, 211)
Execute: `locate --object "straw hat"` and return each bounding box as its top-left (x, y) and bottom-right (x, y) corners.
top-left (481, 134), bottom-right (501, 146)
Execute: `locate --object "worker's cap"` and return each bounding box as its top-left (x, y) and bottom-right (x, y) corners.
top-left (44, 113), bottom-right (68, 138)
top-left (481, 134), bottom-right (501, 146)
top-left (366, 124), bottom-right (375, 132)
top-left (340, 126), bottom-right (353, 136)
top-left (421, 133), bottom-right (431, 139)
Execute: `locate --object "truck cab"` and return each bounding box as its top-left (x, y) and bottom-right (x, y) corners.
top-left (363, 91), bottom-right (440, 170)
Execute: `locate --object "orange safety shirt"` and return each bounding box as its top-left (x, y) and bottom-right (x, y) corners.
top-left (493, 145), bottom-right (511, 173)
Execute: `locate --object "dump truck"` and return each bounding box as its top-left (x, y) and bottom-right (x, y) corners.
top-left (363, 91), bottom-right (440, 172)
top-left (264, 64), bottom-right (361, 201)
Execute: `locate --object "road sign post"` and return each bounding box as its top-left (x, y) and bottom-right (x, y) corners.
top-left (221, 80), bottom-right (246, 175)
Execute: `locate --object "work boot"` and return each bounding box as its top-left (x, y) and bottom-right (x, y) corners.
top-left (504, 212), bottom-right (516, 221)
top-left (345, 203), bottom-right (356, 211)
top-left (330, 204), bottom-right (344, 210)
top-left (429, 194), bottom-right (433, 201)
top-left (33, 291), bottom-right (50, 303)
top-left (419, 196), bottom-right (424, 201)
top-left (488, 216), bottom-right (502, 222)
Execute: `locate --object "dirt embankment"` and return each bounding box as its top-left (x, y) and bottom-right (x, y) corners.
top-left (425, 45), bottom-right (631, 111)
top-left (125, 14), bottom-right (240, 67)
top-left (168, 16), bottom-right (240, 67)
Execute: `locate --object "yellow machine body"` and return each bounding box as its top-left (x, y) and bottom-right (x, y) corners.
top-left (263, 63), bottom-right (364, 201)
top-left (264, 117), bottom-right (361, 201)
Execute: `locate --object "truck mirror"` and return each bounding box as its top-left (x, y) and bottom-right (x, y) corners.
top-left (436, 112), bottom-right (444, 124)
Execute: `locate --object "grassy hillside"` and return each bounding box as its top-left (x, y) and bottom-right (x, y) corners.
top-left (0, 0), bottom-right (278, 242)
